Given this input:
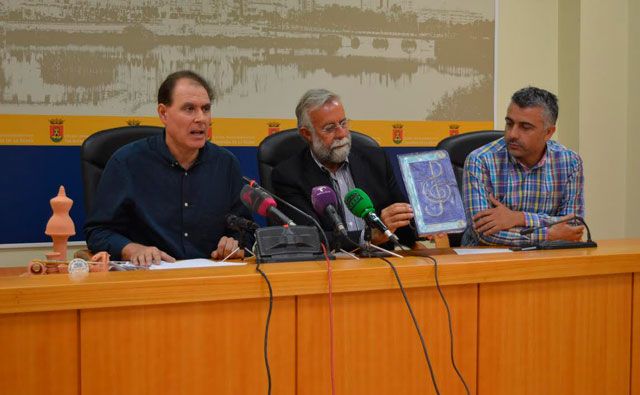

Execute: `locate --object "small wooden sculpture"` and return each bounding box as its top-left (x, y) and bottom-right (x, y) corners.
top-left (44, 186), bottom-right (75, 261)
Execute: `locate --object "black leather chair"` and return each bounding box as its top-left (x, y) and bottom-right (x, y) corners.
top-left (257, 128), bottom-right (379, 193)
top-left (436, 130), bottom-right (502, 246)
top-left (436, 130), bottom-right (503, 190)
top-left (80, 125), bottom-right (163, 214)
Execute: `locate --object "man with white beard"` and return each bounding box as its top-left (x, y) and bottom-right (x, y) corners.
top-left (271, 89), bottom-right (420, 249)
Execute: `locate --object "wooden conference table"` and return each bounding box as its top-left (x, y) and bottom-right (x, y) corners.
top-left (1, 239), bottom-right (639, 395)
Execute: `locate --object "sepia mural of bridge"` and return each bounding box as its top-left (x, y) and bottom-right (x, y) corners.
top-left (0, 0), bottom-right (494, 121)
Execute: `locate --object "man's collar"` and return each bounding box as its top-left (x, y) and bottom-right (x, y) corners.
top-left (155, 129), bottom-right (209, 168)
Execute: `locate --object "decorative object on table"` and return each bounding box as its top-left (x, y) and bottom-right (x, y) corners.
top-left (398, 150), bottom-right (467, 237)
top-left (44, 185), bottom-right (76, 262)
top-left (27, 252), bottom-right (111, 275)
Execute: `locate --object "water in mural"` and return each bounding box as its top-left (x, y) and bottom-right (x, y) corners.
top-left (0, 0), bottom-right (494, 121)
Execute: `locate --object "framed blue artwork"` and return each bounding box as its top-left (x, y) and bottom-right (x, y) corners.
top-left (398, 150), bottom-right (467, 236)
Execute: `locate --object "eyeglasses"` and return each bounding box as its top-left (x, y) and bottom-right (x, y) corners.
top-left (320, 118), bottom-right (349, 134)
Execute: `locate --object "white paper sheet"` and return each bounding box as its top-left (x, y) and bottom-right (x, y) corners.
top-left (149, 258), bottom-right (247, 270)
top-left (453, 248), bottom-right (513, 255)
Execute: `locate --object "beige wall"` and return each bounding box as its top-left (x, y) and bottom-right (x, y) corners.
top-left (558, 0), bottom-right (580, 152)
top-left (496, 0), bottom-right (559, 119)
top-left (627, 0), bottom-right (640, 237)
top-left (580, 0), bottom-right (628, 239)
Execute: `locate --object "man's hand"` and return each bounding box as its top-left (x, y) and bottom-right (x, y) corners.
top-left (473, 195), bottom-right (525, 236)
top-left (380, 203), bottom-right (414, 233)
top-left (371, 203), bottom-right (414, 244)
top-left (122, 243), bottom-right (175, 266)
top-left (547, 215), bottom-right (584, 241)
top-left (211, 236), bottom-right (244, 260)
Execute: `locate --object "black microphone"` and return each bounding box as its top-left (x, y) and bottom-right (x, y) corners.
top-left (311, 186), bottom-right (349, 238)
top-left (515, 215), bottom-right (597, 250)
top-left (520, 215), bottom-right (580, 235)
top-left (225, 214), bottom-right (259, 232)
top-left (240, 184), bottom-right (296, 226)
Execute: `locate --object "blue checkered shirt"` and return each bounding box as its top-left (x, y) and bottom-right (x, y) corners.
top-left (462, 137), bottom-right (584, 246)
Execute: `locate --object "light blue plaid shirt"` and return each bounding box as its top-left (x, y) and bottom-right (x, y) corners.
top-left (462, 138), bottom-right (584, 246)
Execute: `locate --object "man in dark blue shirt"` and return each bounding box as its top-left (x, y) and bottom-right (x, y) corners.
top-left (84, 71), bottom-right (251, 265)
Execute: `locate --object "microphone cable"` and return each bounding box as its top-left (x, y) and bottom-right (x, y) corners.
top-left (420, 254), bottom-right (471, 395)
top-left (320, 243), bottom-right (337, 395)
top-left (255, 261), bottom-right (274, 395)
top-left (379, 255), bottom-right (441, 395)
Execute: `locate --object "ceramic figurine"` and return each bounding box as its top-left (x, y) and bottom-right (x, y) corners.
top-left (44, 186), bottom-right (75, 261)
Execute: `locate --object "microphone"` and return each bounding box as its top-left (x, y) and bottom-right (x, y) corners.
top-left (344, 188), bottom-right (400, 244)
top-left (515, 215), bottom-right (597, 250)
top-left (240, 185), bottom-right (296, 226)
top-left (520, 216), bottom-right (578, 236)
top-left (520, 215), bottom-right (593, 237)
top-left (311, 186), bottom-right (349, 238)
top-left (225, 214), bottom-right (259, 232)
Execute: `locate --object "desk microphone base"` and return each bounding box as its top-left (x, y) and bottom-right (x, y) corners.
top-left (254, 226), bottom-right (332, 263)
top-left (511, 240), bottom-right (598, 251)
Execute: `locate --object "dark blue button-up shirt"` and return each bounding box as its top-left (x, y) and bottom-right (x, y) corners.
top-left (84, 132), bottom-right (252, 260)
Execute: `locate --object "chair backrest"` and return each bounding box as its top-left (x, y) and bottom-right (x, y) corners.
top-left (80, 125), bottom-right (164, 214)
top-left (257, 128), bottom-right (379, 192)
top-left (436, 130), bottom-right (503, 190)
top-left (436, 130), bottom-right (502, 247)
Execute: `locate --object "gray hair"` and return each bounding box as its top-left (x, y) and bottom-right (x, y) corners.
top-left (511, 86), bottom-right (559, 126)
top-left (295, 89), bottom-right (342, 132)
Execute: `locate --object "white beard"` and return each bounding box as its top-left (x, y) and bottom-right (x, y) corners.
top-left (311, 133), bottom-right (352, 165)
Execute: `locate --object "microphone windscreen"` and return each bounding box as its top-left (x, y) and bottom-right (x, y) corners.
top-left (225, 213), bottom-right (259, 232)
top-left (311, 186), bottom-right (338, 216)
top-left (225, 213), bottom-right (238, 227)
top-left (343, 188), bottom-right (374, 218)
top-left (240, 185), bottom-right (277, 217)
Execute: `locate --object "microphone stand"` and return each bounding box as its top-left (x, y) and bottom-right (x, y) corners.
top-left (223, 214), bottom-right (257, 259)
top-left (236, 228), bottom-right (255, 257)
top-left (219, 228), bottom-right (254, 262)
top-left (359, 225), bottom-right (403, 258)
top-left (332, 227), bottom-right (343, 252)
top-left (332, 228), bottom-right (360, 260)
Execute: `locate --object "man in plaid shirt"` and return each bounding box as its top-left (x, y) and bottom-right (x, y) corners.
top-left (462, 87), bottom-right (585, 246)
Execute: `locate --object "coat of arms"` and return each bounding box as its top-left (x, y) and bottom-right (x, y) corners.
top-left (268, 121), bottom-right (280, 135)
top-left (49, 119), bottom-right (64, 143)
top-left (392, 123), bottom-right (404, 144)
